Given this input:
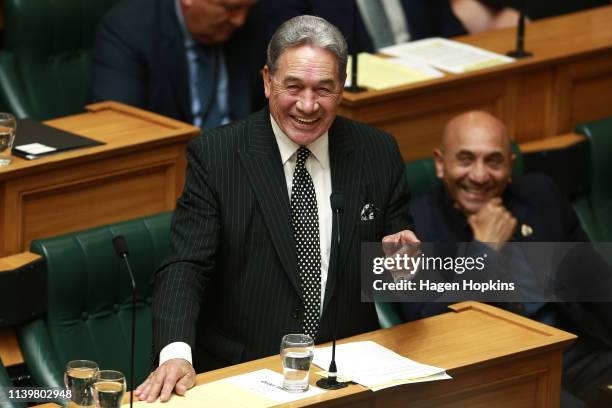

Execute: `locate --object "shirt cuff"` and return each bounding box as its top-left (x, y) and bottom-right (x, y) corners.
top-left (159, 342), bottom-right (192, 366)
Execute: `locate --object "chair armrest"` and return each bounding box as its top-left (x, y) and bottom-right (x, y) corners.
top-left (572, 195), bottom-right (602, 242)
top-left (17, 319), bottom-right (63, 389)
top-left (375, 302), bottom-right (402, 329)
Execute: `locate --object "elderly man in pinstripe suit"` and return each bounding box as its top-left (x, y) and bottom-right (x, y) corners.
top-left (136, 15), bottom-right (418, 402)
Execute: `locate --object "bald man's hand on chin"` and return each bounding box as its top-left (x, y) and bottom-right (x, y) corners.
top-left (468, 198), bottom-right (517, 250)
top-left (134, 358), bottom-right (196, 403)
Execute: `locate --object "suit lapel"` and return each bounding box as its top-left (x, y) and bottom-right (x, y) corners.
top-left (323, 119), bottom-right (363, 312)
top-left (238, 111), bottom-right (300, 298)
top-left (160, 0), bottom-right (192, 123)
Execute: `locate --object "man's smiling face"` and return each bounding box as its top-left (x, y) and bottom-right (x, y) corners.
top-left (262, 44), bottom-right (343, 145)
top-left (434, 112), bottom-right (515, 215)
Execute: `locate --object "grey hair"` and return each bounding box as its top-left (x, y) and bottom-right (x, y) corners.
top-left (266, 15), bottom-right (348, 81)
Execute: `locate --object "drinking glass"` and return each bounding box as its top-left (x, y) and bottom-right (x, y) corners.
top-left (64, 360), bottom-right (99, 407)
top-left (280, 334), bottom-right (314, 392)
top-left (0, 112), bottom-right (16, 166)
top-left (92, 370), bottom-right (126, 408)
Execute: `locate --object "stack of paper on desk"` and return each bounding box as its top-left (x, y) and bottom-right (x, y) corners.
top-left (313, 341), bottom-right (451, 391)
top-left (381, 37), bottom-right (514, 74)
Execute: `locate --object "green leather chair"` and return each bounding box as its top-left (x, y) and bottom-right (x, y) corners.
top-left (18, 212), bottom-right (172, 391)
top-left (0, 0), bottom-right (118, 120)
top-left (574, 117), bottom-right (612, 242)
top-left (0, 358), bottom-right (26, 408)
top-left (374, 302), bottom-right (402, 329)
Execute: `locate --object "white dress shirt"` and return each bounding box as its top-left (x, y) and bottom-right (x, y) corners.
top-left (159, 116), bottom-right (333, 366)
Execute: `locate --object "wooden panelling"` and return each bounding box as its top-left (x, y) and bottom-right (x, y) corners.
top-left (340, 80), bottom-right (505, 160)
top-left (568, 55), bottom-right (612, 126)
top-left (0, 102), bottom-right (199, 256)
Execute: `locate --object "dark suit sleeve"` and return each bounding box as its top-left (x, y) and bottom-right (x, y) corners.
top-left (543, 175), bottom-right (590, 242)
top-left (260, 0), bottom-right (308, 39)
top-left (152, 138), bottom-right (220, 354)
top-left (427, 0), bottom-right (467, 38)
top-left (382, 135), bottom-right (414, 235)
top-left (89, 13), bottom-right (149, 107)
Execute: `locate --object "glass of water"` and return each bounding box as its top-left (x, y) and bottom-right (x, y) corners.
top-left (92, 370), bottom-right (126, 408)
top-left (280, 334), bottom-right (314, 393)
top-left (64, 360), bottom-right (99, 407)
top-left (0, 112), bottom-right (16, 166)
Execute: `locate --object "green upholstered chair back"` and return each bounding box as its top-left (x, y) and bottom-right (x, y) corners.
top-left (0, 358), bottom-right (26, 408)
top-left (18, 212), bottom-right (172, 391)
top-left (575, 118), bottom-right (612, 241)
top-left (0, 0), bottom-right (118, 120)
top-left (405, 143), bottom-right (524, 198)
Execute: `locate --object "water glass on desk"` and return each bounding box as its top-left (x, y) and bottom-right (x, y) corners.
top-left (64, 360), bottom-right (98, 407)
top-left (280, 334), bottom-right (314, 393)
top-left (92, 370), bottom-right (126, 408)
top-left (0, 112), bottom-right (16, 166)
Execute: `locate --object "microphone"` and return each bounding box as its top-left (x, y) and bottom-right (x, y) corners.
top-left (316, 193), bottom-right (348, 390)
top-left (345, 1), bottom-right (366, 93)
top-left (112, 235), bottom-right (136, 408)
top-left (507, 0), bottom-right (532, 58)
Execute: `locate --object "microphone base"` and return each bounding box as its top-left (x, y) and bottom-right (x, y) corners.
top-left (344, 85), bottom-right (367, 93)
top-left (507, 49), bottom-right (533, 59)
top-left (316, 377), bottom-right (349, 390)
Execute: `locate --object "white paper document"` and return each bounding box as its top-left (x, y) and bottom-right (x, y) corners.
top-left (381, 37), bottom-right (514, 74)
top-left (313, 341), bottom-right (451, 390)
top-left (222, 369), bottom-right (326, 403)
top-left (130, 369), bottom-right (325, 408)
top-left (14, 142), bottom-right (57, 155)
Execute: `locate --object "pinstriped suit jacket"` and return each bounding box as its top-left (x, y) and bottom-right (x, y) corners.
top-left (152, 108), bottom-right (413, 372)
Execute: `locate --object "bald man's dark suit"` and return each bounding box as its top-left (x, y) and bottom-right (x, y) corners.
top-left (152, 108), bottom-right (413, 372)
top-left (402, 174), bottom-right (612, 405)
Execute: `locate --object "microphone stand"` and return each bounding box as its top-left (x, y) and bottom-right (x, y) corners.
top-left (316, 195), bottom-right (348, 390)
top-left (507, 1), bottom-right (532, 58)
top-left (345, 1), bottom-right (366, 93)
top-left (113, 236), bottom-right (136, 408)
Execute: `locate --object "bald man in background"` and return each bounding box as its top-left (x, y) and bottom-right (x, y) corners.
top-left (400, 111), bottom-right (612, 407)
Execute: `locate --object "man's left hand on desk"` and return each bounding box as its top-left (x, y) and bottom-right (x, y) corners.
top-left (134, 358), bottom-right (196, 403)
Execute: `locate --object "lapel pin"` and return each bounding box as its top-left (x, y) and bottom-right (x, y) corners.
top-left (521, 224), bottom-right (533, 237)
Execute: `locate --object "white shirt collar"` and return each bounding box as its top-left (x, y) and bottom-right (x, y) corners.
top-left (270, 115), bottom-right (329, 169)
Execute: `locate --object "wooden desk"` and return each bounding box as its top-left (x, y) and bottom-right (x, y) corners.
top-left (339, 6), bottom-right (612, 161)
top-left (0, 101), bottom-right (199, 257)
top-left (129, 302), bottom-right (574, 407)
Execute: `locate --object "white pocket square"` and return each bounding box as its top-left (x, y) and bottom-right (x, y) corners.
top-left (360, 203), bottom-right (380, 221)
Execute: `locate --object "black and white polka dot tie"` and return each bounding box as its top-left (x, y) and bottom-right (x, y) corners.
top-left (290, 147), bottom-right (321, 339)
